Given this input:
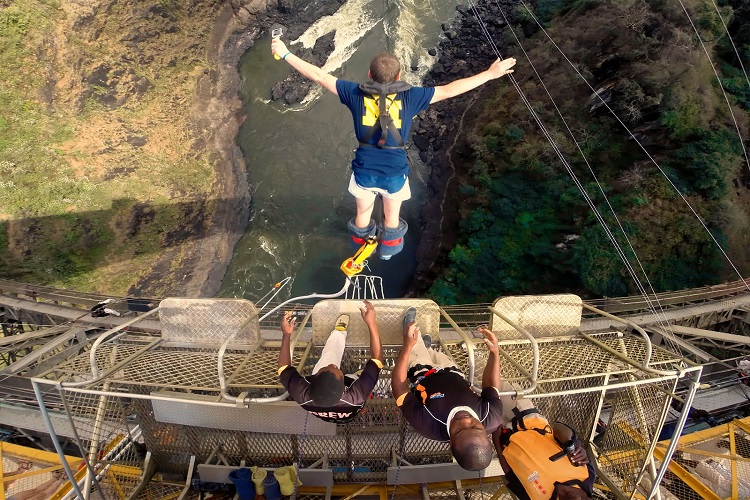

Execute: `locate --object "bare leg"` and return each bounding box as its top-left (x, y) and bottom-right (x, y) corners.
top-left (383, 197), bottom-right (402, 228)
top-left (355, 196), bottom-right (376, 228)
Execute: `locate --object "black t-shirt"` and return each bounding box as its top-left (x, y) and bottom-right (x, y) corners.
top-left (279, 359), bottom-right (381, 424)
top-left (399, 370), bottom-right (503, 441)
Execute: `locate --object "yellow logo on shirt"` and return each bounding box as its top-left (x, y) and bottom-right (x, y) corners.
top-left (363, 94), bottom-right (403, 128)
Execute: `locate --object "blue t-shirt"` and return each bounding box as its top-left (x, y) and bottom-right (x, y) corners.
top-left (336, 79), bottom-right (434, 179)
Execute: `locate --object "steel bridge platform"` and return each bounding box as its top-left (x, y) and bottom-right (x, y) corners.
top-left (0, 290), bottom-right (711, 500)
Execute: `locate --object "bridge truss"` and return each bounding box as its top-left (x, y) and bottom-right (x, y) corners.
top-left (1, 280), bottom-right (749, 499)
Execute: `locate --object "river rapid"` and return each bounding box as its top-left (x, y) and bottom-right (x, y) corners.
top-left (219, 0), bottom-right (458, 301)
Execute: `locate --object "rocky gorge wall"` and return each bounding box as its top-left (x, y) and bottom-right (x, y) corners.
top-left (4, 0), bottom-right (509, 297)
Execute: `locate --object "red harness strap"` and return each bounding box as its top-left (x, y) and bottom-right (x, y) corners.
top-left (379, 237), bottom-right (403, 247)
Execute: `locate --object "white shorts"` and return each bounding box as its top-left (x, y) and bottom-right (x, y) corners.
top-left (347, 174), bottom-right (411, 203)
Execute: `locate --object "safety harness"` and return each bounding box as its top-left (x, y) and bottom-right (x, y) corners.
top-left (357, 80), bottom-right (413, 149)
top-left (500, 409), bottom-right (591, 500)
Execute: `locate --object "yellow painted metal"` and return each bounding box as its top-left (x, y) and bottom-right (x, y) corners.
top-left (2, 464), bottom-right (65, 481)
top-left (489, 483), bottom-right (512, 500)
top-left (614, 419), bottom-right (646, 446)
top-left (650, 417), bottom-right (750, 500)
top-left (0, 444), bottom-right (5, 500)
top-left (0, 442), bottom-right (86, 500)
top-left (652, 445), bottom-right (721, 500)
top-left (734, 417), bottom-right (750, 435)
top-left (107, 464), bottom-right (145, 478)
top-left (652, 445), bottom-right (750, 463)
top-left (340, 239), bottom-right (378, 277)
top-left (49, 466), bottom-right (87, 500)
top-left (595, 482), bottom-right (647, 500)
top-left (1, 442), bottom-right (82, 465)
top-left (729, 426), bottom-right (737, 500)
top-left (109, 469), bottom-right (128, 499)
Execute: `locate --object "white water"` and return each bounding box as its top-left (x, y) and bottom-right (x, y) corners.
top-left (222, 0), bottom-right (458, 300)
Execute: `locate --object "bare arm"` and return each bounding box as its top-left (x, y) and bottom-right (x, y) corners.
top-left (392, 323), bottom-right (418, 400)
top-left (431, 57), bottom-right (516, 104)
top-left (278, 311), bottom-right (296, 368)
top-left (360, 300), bottom-right (383, 362)
top-left (479, 326), bottom-right (500, 389)
top-left (272, 38), bottom-right (338, 95)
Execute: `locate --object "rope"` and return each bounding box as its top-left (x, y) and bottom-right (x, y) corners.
top-left (457, 0), bottom-right (750, 361)
top-left (675, 0), bottom-right (750, 176)
top-left (709, 0), bottom-right (750, 93)
top-left (509, 0), bottom-right (750, 292)
top-left (481, 0), bottom-right (679, 346)
top-left (467, 0), bottom-right (668, 315)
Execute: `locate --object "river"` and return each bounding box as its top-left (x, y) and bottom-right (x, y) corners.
top-left (219, 0), bottom-right (458, 301)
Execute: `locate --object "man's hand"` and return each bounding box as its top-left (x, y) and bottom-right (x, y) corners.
top-left (281, 311), bottom-right (296, 337)
top-left (570, 442), bottom-right (590, 466)
top-left (403, 322), bottom-right (419, 348)
top-left (486, 57), bottom-right (516, 79)
top-left (478, 325), bottom-right (499, 354)
top-left (272, 38), bottom-right (289, 59)
top-left (360, 300), bottom-right (376, 326)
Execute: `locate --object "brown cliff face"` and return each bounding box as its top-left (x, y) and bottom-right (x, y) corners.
top-left (1, 0), bottom-right (368, 297)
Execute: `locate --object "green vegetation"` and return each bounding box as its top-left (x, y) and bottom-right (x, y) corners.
top-left (431, 0), bottom-right (750, 303)
top-left (0, 0), bottom-right (220, 294)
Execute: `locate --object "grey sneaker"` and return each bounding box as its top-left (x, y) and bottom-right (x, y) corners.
top-left (422, 334), bottom-right (432, 349)
top-left (402, 306), bottom-right (417, 330)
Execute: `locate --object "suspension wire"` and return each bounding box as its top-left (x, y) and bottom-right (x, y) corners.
top-left (465, 0), bottom-right (675, 330)
top-left (709, 0), bottom-right (750, 92)
top-left (256, 277), bottom-right (292, 312)
top-left (485, 2), bottom-right (679, 343)
top-left (510, 0), bottom-right (750, 292)
top-left (676, 0), bottom-right (750, 176)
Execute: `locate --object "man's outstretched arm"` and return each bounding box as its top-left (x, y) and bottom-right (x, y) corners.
top-left (360, 300), bottom-right (383, 362)
top-left (431, 57), bottom-right (516, 104)
top-left (278, 311), bottom-right (296, 369)
top-left (479, 326), bottom-right (500, 389)
top-left (272, 38), bottom-right (339, 95)
top-left (392, 323), bottom-right (418, 400)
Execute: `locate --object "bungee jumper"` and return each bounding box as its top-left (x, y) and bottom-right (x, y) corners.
top-left (271, 34), bottom-right (516, 260)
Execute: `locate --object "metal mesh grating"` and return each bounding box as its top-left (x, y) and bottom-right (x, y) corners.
top-left (228, 342), bottom-right (309, 389)
top-left (311, 299), bottom-right (441, 346)
top-left (135, 481), bottom-right (185, 499)
top-left (596, 381), bottom-right (674, 495)
top-left (600, 335), bottom-right (684, 366)
top-left (655, 419), bottom-right (750, 499)
top-left (1, 451), bottom-right (73, 498)
top-left (22, 291), bottom-right (702, 498)
top-left (121, 347), bottom-right (235, 390)
top-left (40, 384), bottom-right (147, 499)
top-left (490, 294), bottom-right (583, 339)
top-left (158, 298), bottom-right (259, 345)
top-left (403, 426), bottom-right (451, 463)
top-left (41, 335), bottom-right (154, 382)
